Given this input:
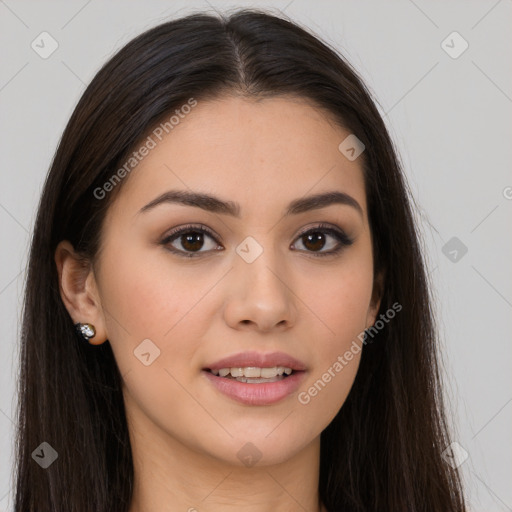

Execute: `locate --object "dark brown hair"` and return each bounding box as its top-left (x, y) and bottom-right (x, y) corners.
top-left (15, 8), bottom-right (467, 511)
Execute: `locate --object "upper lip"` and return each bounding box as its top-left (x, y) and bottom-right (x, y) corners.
top-left (203, 351), bottom-right (307, 371)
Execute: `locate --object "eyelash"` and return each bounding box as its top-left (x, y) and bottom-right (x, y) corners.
top-left (160, 222), bottom-right (354, 259)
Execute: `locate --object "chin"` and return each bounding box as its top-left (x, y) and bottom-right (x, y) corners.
top-left (202, 431), bottom-right (314, 468)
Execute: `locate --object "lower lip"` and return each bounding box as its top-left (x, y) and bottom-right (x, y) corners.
top-left (202, 370), bottom-right (307, 406)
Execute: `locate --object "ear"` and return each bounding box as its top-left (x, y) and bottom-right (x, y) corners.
top-left (366, 269), bottom-right (385, 328)
top-left (54, 240), bottom-right (108, 345)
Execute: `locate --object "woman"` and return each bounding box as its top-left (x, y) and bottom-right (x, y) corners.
top-left (14, 8), bottom-right (467, 512)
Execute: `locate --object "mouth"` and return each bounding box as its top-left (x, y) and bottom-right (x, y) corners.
top-left (201, 351), bottom-right (307, 405)
top-left (204, 366), bottom-right (296, 384)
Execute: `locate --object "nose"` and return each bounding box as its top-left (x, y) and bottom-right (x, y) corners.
top-left (222, 244), bottom-right (298, 333)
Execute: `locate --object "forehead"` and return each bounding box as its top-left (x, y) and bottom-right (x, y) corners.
top-left (111, 95), bottom-right (367, 219)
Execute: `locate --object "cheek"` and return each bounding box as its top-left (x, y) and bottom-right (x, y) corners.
top-left (100, 239), bottom-right (193, 332)
top-left (293, 250), bottom-right (371, 418)
top-left (98, 242), bottom-right (211, 377)
top-left (303, 254), bottom-right (374, 349)
top-left (99, 245), bottom-right (172, 335)
top-left (100, 247), bottom-right (212, 437)
top-left (295, 271), bottom-right (368, 425)
top-left (298, 349), bottom-right (361, 425)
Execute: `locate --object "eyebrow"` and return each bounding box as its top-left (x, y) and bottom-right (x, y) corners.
top-left (138, 189), bottom-right (364, 218)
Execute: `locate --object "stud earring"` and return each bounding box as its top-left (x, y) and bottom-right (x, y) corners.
top-left (75, 322), bottom-right (96, 343)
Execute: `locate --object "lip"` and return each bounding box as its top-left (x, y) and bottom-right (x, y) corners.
top-left (202, 369), bottom-right (307, 406)
top-left (202, 351), bottom-right (307, 406)
top-left (203, 351), bottom-right (307, 372)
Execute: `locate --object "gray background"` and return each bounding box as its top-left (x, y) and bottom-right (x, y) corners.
top-left (0, 1), bottom-right (511, 510)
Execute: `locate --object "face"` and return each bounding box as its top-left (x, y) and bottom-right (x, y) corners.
top-left (83, 95), bottom-right (381, 466)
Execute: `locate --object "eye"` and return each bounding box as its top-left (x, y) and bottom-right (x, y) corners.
top-left (161, 224), bottom-right (221, 258)
top-left (160, 222), bottom-right (354, 258)
top-left (291, 223), bottom-right (354, 257)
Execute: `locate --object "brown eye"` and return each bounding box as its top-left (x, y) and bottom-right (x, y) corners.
top-left (179, 232), bottom-right (206, 252)
top-left (301, 232), bottom-right (328, 252)
top-left (292, 224), bottom-right (353, 257)
top-left (161, 225), bottom-right (221, 257)
top-left (161, 223), bottom-right (353, 259)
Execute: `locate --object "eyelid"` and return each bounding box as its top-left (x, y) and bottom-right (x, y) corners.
top-left (161, 223), bottom-right (219, 244)
top-left (294, 222), bottom-right (353, 244)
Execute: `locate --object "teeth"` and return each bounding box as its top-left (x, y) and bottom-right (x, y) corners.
top-left (261, 366), bottom-right (278, 378)
top-left (210, 366), bottom-right (293, 378)
top-left (230, 367), bottom-right (244, 377)
top-left (243, 367), bottom-right (261, 378)
top-left (232, 375), bottom-right (284, 384)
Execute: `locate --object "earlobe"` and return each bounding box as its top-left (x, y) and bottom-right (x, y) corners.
top-left (54, 240), bottom-right (108, 345)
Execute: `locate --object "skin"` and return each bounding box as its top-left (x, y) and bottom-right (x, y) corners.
top-left (56, 95), bottom-right (383, 512)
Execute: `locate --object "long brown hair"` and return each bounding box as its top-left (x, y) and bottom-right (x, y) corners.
top-left (15, 9), bottom-right (467, 511)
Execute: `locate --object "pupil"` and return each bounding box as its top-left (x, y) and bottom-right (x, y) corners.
top-left (182, 232), bottom-right (203, 251)
top-left (304, 232), bottom-right (325, 251)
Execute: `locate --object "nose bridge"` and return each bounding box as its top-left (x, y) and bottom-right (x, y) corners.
top-left (225, 233), bottom-right (296, 330)
top-left (235, 233), bottom-right (288, 295)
